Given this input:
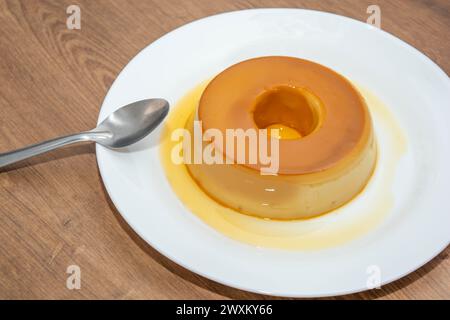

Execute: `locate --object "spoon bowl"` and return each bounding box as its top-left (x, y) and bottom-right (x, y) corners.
top-left (95, 98), bottom-right (169, 148)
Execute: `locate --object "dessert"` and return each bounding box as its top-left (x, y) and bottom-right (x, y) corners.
top-left (185, 56), bottom-right (377, 220)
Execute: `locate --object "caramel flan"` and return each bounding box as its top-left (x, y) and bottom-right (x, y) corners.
top-left (185, 56), bottom-right (377, 220)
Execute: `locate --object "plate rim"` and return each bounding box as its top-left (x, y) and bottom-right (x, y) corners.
top-left (96, 8), bottom-right (450, 298)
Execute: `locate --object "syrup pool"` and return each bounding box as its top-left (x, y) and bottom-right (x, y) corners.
top-left (160, 81), bottom-right (407, 250)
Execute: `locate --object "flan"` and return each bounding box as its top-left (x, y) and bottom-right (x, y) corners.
top-left (185, 56), bottom-right (377, 220)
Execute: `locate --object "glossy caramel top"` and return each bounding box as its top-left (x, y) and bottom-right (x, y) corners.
top-left (198, 56), bottom-right (371, 174)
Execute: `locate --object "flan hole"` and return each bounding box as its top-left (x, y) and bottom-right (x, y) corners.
top-left (252, 85), bottom-right (323, 139)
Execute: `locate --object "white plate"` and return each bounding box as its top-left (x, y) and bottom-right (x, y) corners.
top-left (96, 9), bottom-right (450, 297)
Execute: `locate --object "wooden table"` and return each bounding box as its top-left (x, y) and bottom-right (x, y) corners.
top-left (0, 0), bottom-right (448, 300)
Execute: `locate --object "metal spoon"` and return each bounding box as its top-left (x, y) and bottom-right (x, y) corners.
top-left (0, 99), bottom-right (169, 169)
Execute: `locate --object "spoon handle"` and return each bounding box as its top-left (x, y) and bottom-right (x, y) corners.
top-left (0, 132), bottom-right (94, 169)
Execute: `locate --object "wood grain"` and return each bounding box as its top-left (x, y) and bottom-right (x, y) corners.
top-left (0, 0), bottom-right (448, 300)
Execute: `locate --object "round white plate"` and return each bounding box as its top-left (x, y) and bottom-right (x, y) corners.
top-left (96, 9), bottom-right (450, 297)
